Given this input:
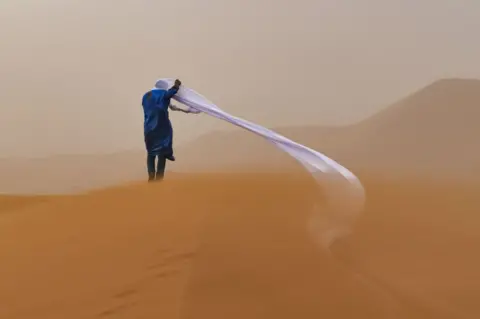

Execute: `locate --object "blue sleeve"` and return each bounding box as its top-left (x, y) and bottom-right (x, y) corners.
top-left (164, 86), bottom-right (179, 99)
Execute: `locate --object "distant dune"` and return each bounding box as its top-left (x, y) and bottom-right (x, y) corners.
top-left (1, 173), bottom-right (479, 318)
top-left (176, 78), bottom-right (480, 180)
top-left (1, 78), bottom-right (479, 194)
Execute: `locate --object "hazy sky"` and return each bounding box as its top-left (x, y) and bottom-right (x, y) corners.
top-left (1, 0), bottom-right (480, 157)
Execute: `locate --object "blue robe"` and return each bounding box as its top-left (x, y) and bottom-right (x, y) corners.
top-left (142, 87), bottom-right (179, 157)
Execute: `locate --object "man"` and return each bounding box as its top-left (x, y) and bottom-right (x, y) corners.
top-left (142, 79), bottom-right (199, 182)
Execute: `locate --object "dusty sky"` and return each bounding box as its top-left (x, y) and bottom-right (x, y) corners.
top-left (1, 0), bottom-right (480, 157)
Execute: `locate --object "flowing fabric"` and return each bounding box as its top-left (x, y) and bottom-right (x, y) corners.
top-left (154, 78), bottom-right (365, 247)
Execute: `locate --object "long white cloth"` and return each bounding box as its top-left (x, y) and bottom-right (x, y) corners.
top-left (155, 78), bottom-right (365, 247)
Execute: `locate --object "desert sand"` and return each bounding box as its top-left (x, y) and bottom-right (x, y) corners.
top-left (1, 173), bottom-right (479, 319)
top-left (1, 78), bottom-right (480, 318)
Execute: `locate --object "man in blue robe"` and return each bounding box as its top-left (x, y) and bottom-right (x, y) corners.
top-left (142, 79), bottom-right (198, 182)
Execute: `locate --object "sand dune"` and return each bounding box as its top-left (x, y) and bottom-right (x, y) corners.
top-left (176, 78), bottom-right (480, 180)
top-left (1, 78), bottom-right (478, 194)
top-left (1, 173), bottom-right (479, 318)
top-left (0, 195), bottom-right (57, 215)
top-left (2, 78), bottom-right (480, 318)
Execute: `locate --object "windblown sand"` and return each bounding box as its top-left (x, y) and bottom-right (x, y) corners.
top-left (1, 172), bottom-right (479, 319)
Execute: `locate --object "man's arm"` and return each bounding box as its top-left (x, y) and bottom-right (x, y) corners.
top-left (169, 104), bottom-right (185, 112)
top-left (164, 79), bottom-right (181, 99)
top-left (169, 104), bottom-right (201, 114)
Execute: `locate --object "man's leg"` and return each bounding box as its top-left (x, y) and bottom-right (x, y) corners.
top-left (156, 156), bottom-right (167, 180)
top-left (147, 154), bottom-right (156, 182)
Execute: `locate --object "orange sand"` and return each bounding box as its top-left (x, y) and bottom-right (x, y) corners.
top-left (2, 78), bottom-right (479, 318)
top-left (1, 172), bottom-right (479, 319)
